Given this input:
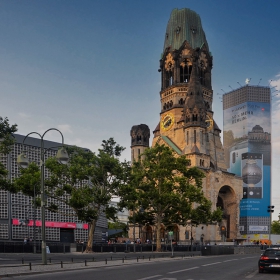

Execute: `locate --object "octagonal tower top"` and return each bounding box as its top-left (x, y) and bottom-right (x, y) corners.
top-left (163, 8), bottom-right (209, 52)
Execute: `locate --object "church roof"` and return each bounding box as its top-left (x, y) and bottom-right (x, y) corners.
top-left (213, 120), bottom-right (221, 132)
top-left (191, 144), bottom-right (200, 153)
top-left (163, 8), bottom-right (209, 52)
top-left (153, 122), bottom-right (160, 133)
top-left (161, 135), bottom-right (182, 155)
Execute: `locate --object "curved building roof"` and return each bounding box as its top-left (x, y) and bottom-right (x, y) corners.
top-left (163, 8), bottom-right (209, 52)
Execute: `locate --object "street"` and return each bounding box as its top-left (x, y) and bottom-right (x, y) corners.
top-left (5, 253), bottom-right (280, 280)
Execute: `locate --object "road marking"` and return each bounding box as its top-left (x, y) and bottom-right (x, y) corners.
top-left (137, 275), bottom-right (163, 280)
top-left (245, 270), bottom-right (258, 278)
top-left (202, 262), bottom-right (221, 266)
top-left (168, 266), bottom-right (199, 274)
top-left (223, 259), bottom-right (238, 262)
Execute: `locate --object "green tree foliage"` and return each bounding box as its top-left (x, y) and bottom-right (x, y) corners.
top-left (12, 163), bottom-right (41, 206)
top-left (108, 221), bottom-right (128, 237)
top-left (271, 220), bottom-right (280, 234)
top-left (119, 144), bottom-right (222, 251)
top-left (45, 138), bottom-right (129, 252)
top-left (0, 117), bottom-right (17, 190)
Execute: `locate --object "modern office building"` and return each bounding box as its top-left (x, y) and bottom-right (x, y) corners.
top-left (223, 85), bottom-right (271, 238)
top-left (0, 134), bottom-right (107, 243)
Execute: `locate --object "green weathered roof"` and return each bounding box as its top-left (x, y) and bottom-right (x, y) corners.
top-left (161, 135), bottom-right (182, 155)
top-left (163, 8), bottom-right (209, 52)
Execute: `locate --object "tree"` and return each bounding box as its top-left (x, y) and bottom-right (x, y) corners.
top-left (45, 138), bottom-right (129, 252)
top-left (108, 221), bottom-right (128, 238)
top-left (119, 144), bottom-right (222, 252)
top-left (271, 220), bottom-right (280, 234)
top-left (0, 117), bottom-right (17, 190)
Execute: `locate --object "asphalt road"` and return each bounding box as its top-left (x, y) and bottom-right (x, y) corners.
top-left (4, 253), bottom-right (280, 280)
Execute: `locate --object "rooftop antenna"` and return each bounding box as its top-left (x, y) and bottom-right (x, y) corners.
top-left (257, 78), bottom-right (262, 86)
top-left (229, 85), bottom-right (233, 90)
top-left (221, 89), bottom-right (226, 93)
top-left (237, 82), bottom-right (242, 87)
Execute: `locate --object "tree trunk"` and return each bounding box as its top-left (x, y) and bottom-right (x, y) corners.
top-left (156, 220), bottom-right (162, 252)
top-left (84, 219), bottom-right (96, 253)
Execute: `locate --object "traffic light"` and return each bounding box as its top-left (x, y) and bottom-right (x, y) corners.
top-left (220, 226), bottom-right (226, 235)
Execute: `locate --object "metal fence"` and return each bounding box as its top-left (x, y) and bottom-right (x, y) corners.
top-left (0, 242), bottom-right (70, 253)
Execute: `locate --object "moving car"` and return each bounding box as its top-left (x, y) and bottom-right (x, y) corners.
top-left (259, 248), bottom-right (280, 273)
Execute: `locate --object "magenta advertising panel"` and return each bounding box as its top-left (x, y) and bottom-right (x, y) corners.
top-left (223, 101), bottom-right (271, 217)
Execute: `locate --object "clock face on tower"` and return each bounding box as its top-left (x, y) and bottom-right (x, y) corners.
top-left (161, 113), bottom-right (174, 131)
top-left (205, 114), bottom-right (214, 131)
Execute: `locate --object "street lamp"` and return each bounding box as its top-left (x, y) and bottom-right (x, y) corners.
top-left (268, 205), bottom-right (274, 247)
top-left (17, 128), bottom-right (69, 265)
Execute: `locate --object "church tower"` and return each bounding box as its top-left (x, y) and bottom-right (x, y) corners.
top-left (153, 8), bottom-right (227, 171)
top-left (130, 124), bottom-right (150, 162)
top-left (151, 8), bottom-right (243, 243)
top-left (130, 8), bottom-right (243, 244)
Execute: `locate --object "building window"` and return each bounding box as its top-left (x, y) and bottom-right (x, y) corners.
top-left (194, 130), bottom-right (196, 144)
top-left (187, 131), bottom-right (189, 145)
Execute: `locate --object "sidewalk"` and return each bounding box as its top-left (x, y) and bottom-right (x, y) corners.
top-left (0, 254), bottom-right (199, 278)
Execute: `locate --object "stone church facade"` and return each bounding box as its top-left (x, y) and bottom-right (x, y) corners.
top-left (130, 8), bottom-right (243, 244)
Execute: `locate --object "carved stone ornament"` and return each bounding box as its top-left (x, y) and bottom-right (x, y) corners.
top-left (165, 53), bottom-right (175, 71)
top-left (198, 52), bottom-right (208, 70)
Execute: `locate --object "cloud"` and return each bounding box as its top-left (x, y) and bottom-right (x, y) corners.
top-left (57, 124), bottom-right (73, 134)
top-left (18, 112), bottom-right (31, 119)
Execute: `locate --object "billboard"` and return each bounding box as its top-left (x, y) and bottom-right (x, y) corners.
top-left (223, 101), bottom-right (271, 217)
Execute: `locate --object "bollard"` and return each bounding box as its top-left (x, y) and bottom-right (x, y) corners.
top-left (61, 261), bottom-right (63, 268)
top-left (22, 258), bottom-right (24, 264)
top-left (29, 262), bottom-right (32, 270)
top-left (105, 258), bottom-right (107, 264)
top-left (85, 260), bottom-right (87, 266)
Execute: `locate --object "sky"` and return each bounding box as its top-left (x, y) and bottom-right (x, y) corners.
top-left (1, 0), bottom-right (280, 219)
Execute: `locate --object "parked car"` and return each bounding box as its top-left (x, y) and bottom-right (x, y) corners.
top-left (258, 248), bottom-right (280, 273)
